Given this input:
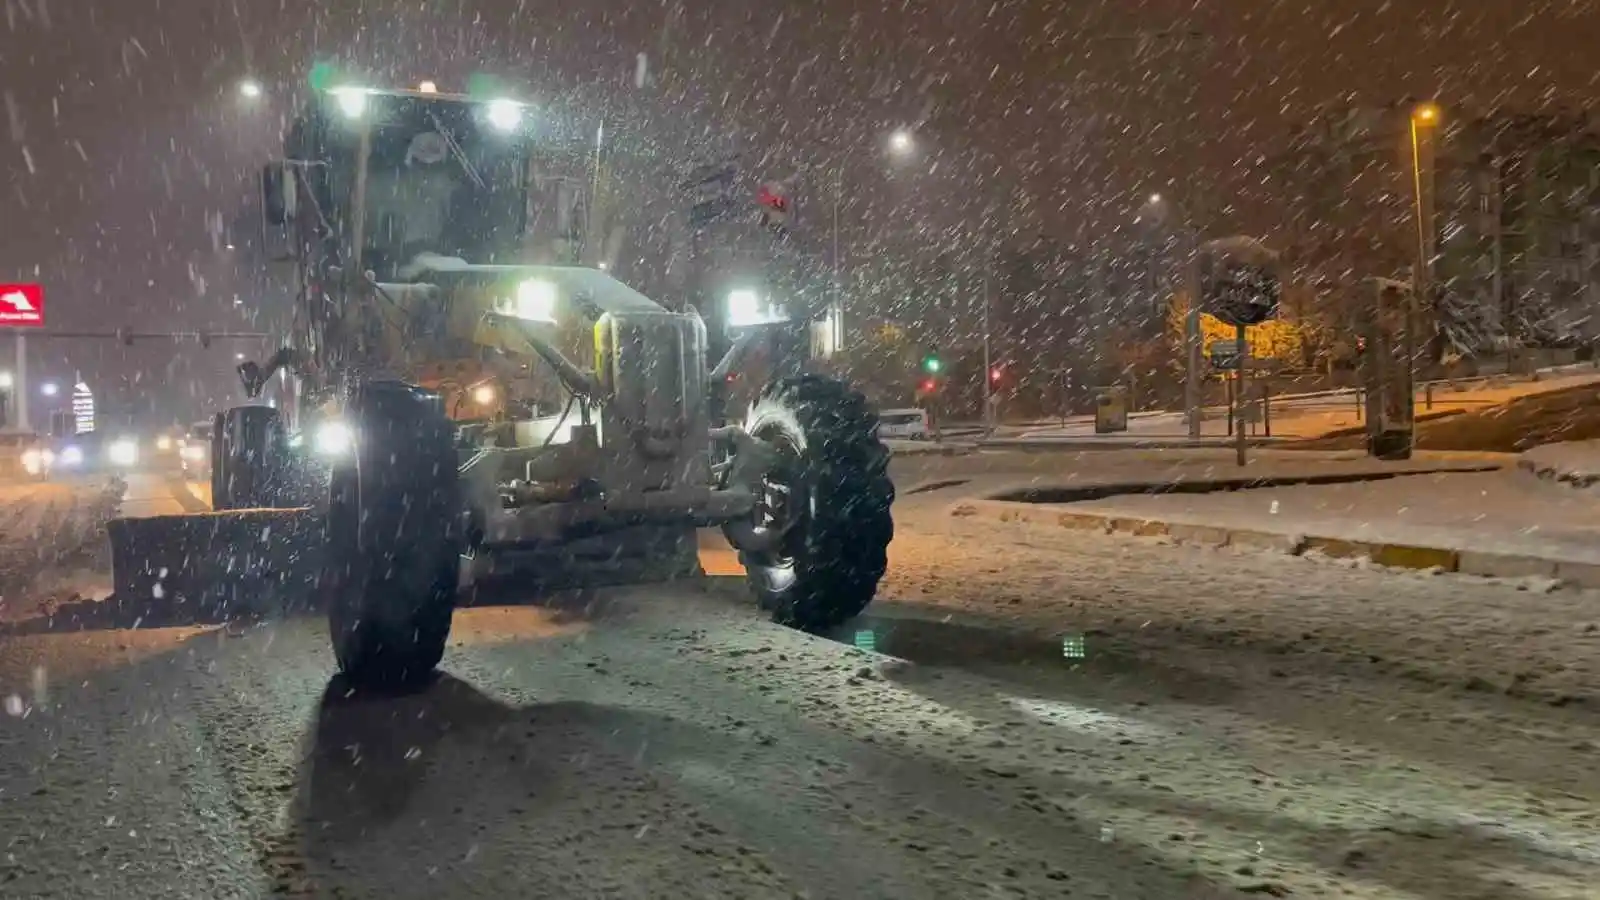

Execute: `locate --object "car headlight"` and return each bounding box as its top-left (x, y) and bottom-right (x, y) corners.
top-left (157, 435), bottom-right (173, 451)
top-left (20, 448), bottom-right (50, 475)
top-left (59, 446), bottom-right (83, 466)
top-left (313, 420), bottom-right (355, 457)
top-left (108, 439), bottom-right (138, 466)
top-left (512, 279), bottom-right (557, 323)
top-left (180, 444), bottom-right (206, 462)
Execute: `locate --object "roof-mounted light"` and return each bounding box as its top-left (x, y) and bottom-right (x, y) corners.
top-left (331, 87), bottom-right (369, 118)
top-left (486, 98), bottom-right (523, 132)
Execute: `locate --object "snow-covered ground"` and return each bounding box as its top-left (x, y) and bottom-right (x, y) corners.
top-left (1044, 470), bottom-right (1600, 564)
top-left (0, 477), bottom-right (123, 622)
top-left (4, 465), bottom-right (1600, 897)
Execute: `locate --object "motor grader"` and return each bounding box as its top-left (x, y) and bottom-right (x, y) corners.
top-left (114, 84), bottom-right (893, 684)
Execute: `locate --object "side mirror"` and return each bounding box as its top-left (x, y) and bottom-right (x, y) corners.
top-left (260, 162), bottom-right (295, 226)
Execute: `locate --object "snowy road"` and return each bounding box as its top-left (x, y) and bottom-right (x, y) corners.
top-left (1, 473), bottom-right (1599, 897)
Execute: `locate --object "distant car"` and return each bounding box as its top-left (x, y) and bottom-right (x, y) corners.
top-left (875, 408), bottom-right (932, 441)
top-left (178, 421), bottom-right (212, 478)
top-left (3, 432), bottom-right (49, 479)
top-left (42, 430), bottom-right (145, 476)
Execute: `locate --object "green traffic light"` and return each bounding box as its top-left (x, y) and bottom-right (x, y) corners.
top-left (308, 61), bottom-right (338, 91)
top-left (923, 357), bottom-right (942, 374)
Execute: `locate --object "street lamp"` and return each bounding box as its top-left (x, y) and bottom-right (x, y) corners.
top-left (1408, 100), bottom-right (1441, 389)
top-left (40, 381), bottom-right (57, 397)
top-left (830, 128), bottom-right (919, 350)
top-left (1141, 192), bottom-right (1204, 438)
top-left (238, 79), bottom-right (263, 99)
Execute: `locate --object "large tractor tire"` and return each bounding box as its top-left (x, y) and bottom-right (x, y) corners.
top-left (728, 374), bottom-right (895, 632)
top-left (322, 382), bottom-right (462, 686)
top-left (211, 405), bottom-right (285, 510)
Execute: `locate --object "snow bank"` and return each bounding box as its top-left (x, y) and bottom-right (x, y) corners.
top-left (0, 477), bottom-right (126, 621)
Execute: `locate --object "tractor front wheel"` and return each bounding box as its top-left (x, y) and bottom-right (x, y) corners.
top-left (322, 382), bottom-right (462, 686)
top-left (727, 375), bottom-right (895, 632)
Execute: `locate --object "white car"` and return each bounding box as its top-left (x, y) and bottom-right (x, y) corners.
top-left (876, 408), bottom-right (932, 441)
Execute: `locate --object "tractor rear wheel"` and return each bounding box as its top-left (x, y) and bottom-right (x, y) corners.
top-left (323, 382), bottom-right (462, 686)
top-left (729, 375), bottom-right (894, 632)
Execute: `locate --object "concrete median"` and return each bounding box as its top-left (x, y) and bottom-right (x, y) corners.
top-left (105, 508), bottom-right (325, 624)
top-left (950, 469), bottom-right (1600, 589)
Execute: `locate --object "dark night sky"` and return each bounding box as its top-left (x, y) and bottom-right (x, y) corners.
top-left (0, 0), bottom-right (1595, 412)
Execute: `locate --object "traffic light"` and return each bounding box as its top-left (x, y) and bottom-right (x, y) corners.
top-left (990, 366), bottom-right (1003, 384)
top-left (920, 378), bottom-right (937, 394)
top-left (922, 351), bottom-right (942, 374)
top-left (757, 180), bottom-right (792, 231)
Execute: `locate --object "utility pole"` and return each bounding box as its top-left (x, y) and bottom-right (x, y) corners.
top-left (1489, 155), bottom-right (1510, 373)
top-left (15, 333), bottom-right (27, 432)
top-left (832, 166), bottom-right (843, 344)
top-left (1185, 220), bottom-right (1203, 440)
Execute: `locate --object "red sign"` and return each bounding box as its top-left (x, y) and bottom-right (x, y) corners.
top-left (0, 284), bottom-right (43, 327)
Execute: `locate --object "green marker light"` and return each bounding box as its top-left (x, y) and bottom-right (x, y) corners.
top-left (308, 61), bottom-right (338, 92)
top-left (854, 630), bottom-right (877, 652)
top-left (1061, 634), bottom-right (1086, 659)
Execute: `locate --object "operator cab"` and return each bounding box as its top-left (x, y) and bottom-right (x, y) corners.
top-left (263, 86), bottom-right (536, 281)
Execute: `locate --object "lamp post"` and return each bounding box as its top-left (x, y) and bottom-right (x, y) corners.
top-left (1408, 102), bottom-right (1440, 376)
top-left (831, 128), bottom-right (917, 349)
top-left (1143, 193), bottom-right (1205, 439)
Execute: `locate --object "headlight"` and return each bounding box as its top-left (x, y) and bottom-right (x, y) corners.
top-left (108, 439), bottom-right (139, 466)
top-left (512, 279), bottom-right (557, 323)
top-left (313, 420), bottom-right (355, 457)
top-left (59, 446), bottom-right (83, 466)
top-left (486, 98), bottom-right (523, 132)
top-left (180, 444), bottom-right (206, 462)
top-left (20, 448), bottom-right (50, 475)
top-left (332, 86), bottom-right (368, 118)
top-left (726, 288), bottom-right (787, 327)
top-left (157, 435), bottom-right (173, 451)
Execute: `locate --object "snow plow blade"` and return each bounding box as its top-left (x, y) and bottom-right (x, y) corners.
top-left (106, 509), bottom-right (324, 623)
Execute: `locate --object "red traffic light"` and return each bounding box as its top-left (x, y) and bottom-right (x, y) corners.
top-left (920, 378), bottom-right (936, 393)
top-left (989, 367), bottom-right (1003, 383)
top-left (757, 183), bottom-right (789, 212)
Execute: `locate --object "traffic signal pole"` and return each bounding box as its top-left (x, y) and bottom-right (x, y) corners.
top-left (981, 271), bottom-right (994, 435)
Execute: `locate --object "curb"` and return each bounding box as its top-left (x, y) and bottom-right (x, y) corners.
top-left (887, 441), bottom-right (976, 456)
top-left (951, 497), bottom-right (1596, 588)
top-left (984, 464), bottom-right (1503, 505)
top-left (978, 437), bottom-right (1283, 452)
top-left (1516, 456), bottom-right (1600, 493)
